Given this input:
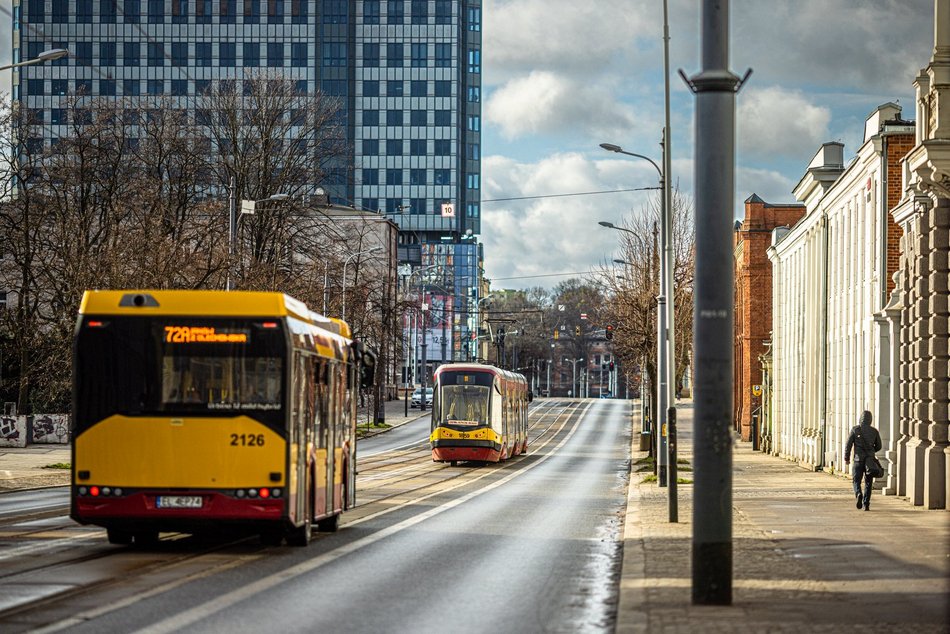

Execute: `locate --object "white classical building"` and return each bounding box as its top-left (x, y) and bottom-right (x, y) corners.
top-left (884, 0), bottom-right (950, 510)
top-left (768, 106), bottom-right (914, 472)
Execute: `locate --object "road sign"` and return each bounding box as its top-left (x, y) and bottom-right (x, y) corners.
top-left (752, 385), bottom-right (762, 396)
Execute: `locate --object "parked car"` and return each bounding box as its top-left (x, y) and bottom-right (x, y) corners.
top-left (411, 387), bottom-right (434, 408)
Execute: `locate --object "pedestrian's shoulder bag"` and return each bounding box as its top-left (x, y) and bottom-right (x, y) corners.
top-left (857, 431), bottom-right (885, 478)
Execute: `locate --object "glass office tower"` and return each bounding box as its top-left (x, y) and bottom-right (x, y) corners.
top-left (13, 0), bottom-right (483, 362)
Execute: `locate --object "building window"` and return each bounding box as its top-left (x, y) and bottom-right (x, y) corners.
top-left (435, 43), bottom-right (451, 67)
top-left (123, 79), bottom-right (140, 96)
top-left (124, 0), bottom-right (141, 22)
top-left (100, 42), bottom-right (116, 65)
top-left (243, 42), bottom-right (260, 66)
top-left (410, 168), bottom-right (426, 185)
top-left (267, 42), bottom-right (284, 66)
top-left (321, 80), bottom-right (345, 96)
top-left (268, 0), bottom-right (284, 22)
top-left (147, 42), bottom-right (164, 66)
top-left (363, 0), bottom-right (380, 24)
top-left (468, 86), bottom-right (480, 102)
top-left (171, 42), bottom-right (187, 66)
top-left (385, 198), bottom-right (400, 214)
top-left (291, 0), bottom-right (308, 22)
top-left (52, 0), bottom-right (69, 22)
top-left (363, 80), bottom-right (379, 97)
top-left (148, 0), bottom-right (164, 22)
top-left (77, 0), bottom-right (94, 21)
top-left (323, 0), bottom-right (345, 23)
top-left (386, 110), bottom-right (403, 126)
top-left (172, 0), bottom-right (187, 21)
top-left (363, 110), bottom-right (379, 126)
top-left (363, 198), bottom-right (379, 213)
top-left (363, 43), bottom-right (380, 67)
top-left (291, 42), bottom-right (307, 66)
top-left (410, 139), bottom-right (426, 156)
top-left (362, 139), bottom-right (379, 155)
top-left (220, 42), bottom-right (236, 66)
top-left (362, 168), bottom-right (379, 186)
top-left (411, 0), bottom-right (427, 23)
top-left (467, 115), bottom-right (480, 131)
top-left (410, 80), bottom-right (427, 96)
top-left (323, 42), bottom-right (346, 67)
top-left (147, 79), bottom-right (164, 95)
top-left (468, 49), bottom-right (480, 73)
top-left (221, 0), bottom-right (237, 22)
top-left (434, 110), bottom-right (450, 126)
top-left (196, 42), bottom-right (211, 66)
top-left (467, 203), bottom-right (479, 219)
top-left (27, 0), bottom-right (46, 20)
top-left (171, 79), bottom-right (187, 95)
top-left (244, 0), bottom-right (261, 22)
top-left (99, 78), bottom-right (116, 95)
top-left (435, 80), bottom-right (450, 97)
top-left (77, 79), bottom-right (92, 95)
top-left (123, 41), bottom-right (141, 66)
top-left (75, 42), bottom-right (93, 66)
top-left (410, 110), bottom-right (426, 126)
top-left (410, 198), bottom-right (426, 214)
top-left (386, 43), bottom-right (403, 67)
top-left (466, 174), bottom-right (479, 189)
top-left (410, 43), bottom-right (427, 67)
top-left (434, 169), bottom-right (450, 185)
top-left (386, 80), bottom-right (403, 97)
top-left (195, 79), bottom-right (211, 94)
top-left (467, 6), bottom-right (480, 31)
top-left (387, 0), bottom-right (403, 23)
top-left (435, 0), bottom-right (451, 23)
top-left (51, 108), bottom-right (67, 125)
top-left (467, 143), bottom-right (479, 160)
top-left (434, 139), bottom-right (450, 155)
top-left (195, 0), bottom-right (211, 21)
top-left (386, 168), bottom-right (403, 186)
top-left (386, 139), bottom-right (403, 155)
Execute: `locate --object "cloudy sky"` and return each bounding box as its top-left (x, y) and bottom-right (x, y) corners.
top-left (0, 1), bottom-right (935, 291)
top-left (481, 0), bottom-right (934, 289)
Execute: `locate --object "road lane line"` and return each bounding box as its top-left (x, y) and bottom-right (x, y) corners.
top-left (134, 402), bottom-right (594, 634)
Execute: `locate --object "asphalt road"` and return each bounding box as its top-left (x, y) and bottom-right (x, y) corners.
top-left (9, 399), bottom-right (631, 634)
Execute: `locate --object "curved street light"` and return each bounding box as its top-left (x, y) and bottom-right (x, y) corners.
top-left (226, 186), bottom-right (289, 291)
top-left (341, 246), bottom-right (382, 323)
top-left (0, 48), bottom-right (69, 72)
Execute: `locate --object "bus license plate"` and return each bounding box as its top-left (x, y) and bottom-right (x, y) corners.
top-left (156, 496), bottom-right (203, 509)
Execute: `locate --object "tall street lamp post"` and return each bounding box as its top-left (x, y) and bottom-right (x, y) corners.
top-left (341, 246), bottom-right (382, 323)
top-left (226, 187), bottom-right (289, 291)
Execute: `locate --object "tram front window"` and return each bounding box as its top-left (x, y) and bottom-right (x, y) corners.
top-left (440, 385), bottom-right (489, 425)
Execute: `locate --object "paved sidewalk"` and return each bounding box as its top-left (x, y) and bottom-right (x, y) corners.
top-left (0, 397), bottom-right (427, 493)
top-left (618, 400), bottom-right (950, 633)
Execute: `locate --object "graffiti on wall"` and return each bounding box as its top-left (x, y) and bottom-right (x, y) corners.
top-left (32, 415), bottom-right (69, 444)
top-left (0, 416), bottom-right (27, 448)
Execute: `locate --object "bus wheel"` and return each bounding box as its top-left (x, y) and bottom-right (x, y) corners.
top-left (107, 528), bottom-right (133, 545)
top-left (316, 513), bottom-right (339, 532)
top-left (450, 461), bottom-right (458, 467)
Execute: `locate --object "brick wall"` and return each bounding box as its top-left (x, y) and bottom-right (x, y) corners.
top-left (886, 134), bottom-right (915, 294)
top-left (734, 197), bottom-right (806, 442)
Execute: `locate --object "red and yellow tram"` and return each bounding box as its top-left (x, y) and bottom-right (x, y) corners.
top-left (429, 364), bottom-right (530, 465)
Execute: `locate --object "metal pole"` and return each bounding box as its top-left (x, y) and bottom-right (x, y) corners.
top-left (420, 306), bottom-right (428, 411)
top-left (227, 175), bottom-right (236, 291)
top-left (323, 260), bottom-right (329, 314)
top-left (404, 310), bottom-right (410, 417)
top-left (690, 0), bottom-right (739, 606)
top-left (668, 406), bottom-right (678, 522)
top-left (657, 166), bottom-right (669, 486)
top-left (663, 0), bottom-right (677, 415)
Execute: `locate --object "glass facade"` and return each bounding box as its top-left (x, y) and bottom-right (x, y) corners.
top-left (14, 0), bottom-right (483, 355)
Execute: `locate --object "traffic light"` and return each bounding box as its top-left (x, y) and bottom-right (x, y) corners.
top-left (609, 361), bottom-right (615, 371)
top-left (605, 325), bottom-right (614, 340)
top-left (575, 325), bottom-right (581, 337)
top-left (553, 329), bottom-right (559, 341)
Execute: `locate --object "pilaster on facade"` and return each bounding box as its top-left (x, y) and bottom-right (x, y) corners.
top-left (883, 0), bottom-right (950, 510)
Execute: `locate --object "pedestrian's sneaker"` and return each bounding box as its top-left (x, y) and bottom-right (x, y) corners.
top-left (863, 504), bottom-right (870, 511)
top-left (856, 495), bottom-right (862, 509)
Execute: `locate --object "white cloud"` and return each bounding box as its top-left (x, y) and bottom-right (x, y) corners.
top-left (482, 152), bottom-right (664, 289)
top-left (737, 87), bottom-right (832, 161)
top-left (485, 71), bottom-right (638, 141)
top-left (735, 166), bottom-right (800, 217)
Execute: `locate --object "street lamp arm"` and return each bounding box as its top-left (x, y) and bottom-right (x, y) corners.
top-left (599, 143), bottom-right (663, 180)
top-left (0, 48), bottom-right (69, 72)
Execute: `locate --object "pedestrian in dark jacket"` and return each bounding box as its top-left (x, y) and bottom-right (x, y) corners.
top-left (844, 410), bottom-right (883, 511)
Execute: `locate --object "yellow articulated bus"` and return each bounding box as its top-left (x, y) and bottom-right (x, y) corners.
top-left (71, 290), bottom-right (375, 547)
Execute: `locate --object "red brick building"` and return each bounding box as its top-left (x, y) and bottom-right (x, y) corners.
top-left (733, 195), bottom-right (805, 442)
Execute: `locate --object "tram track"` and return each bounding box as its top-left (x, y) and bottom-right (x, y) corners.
top-left (0, 400), bottom-right (588, 628)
